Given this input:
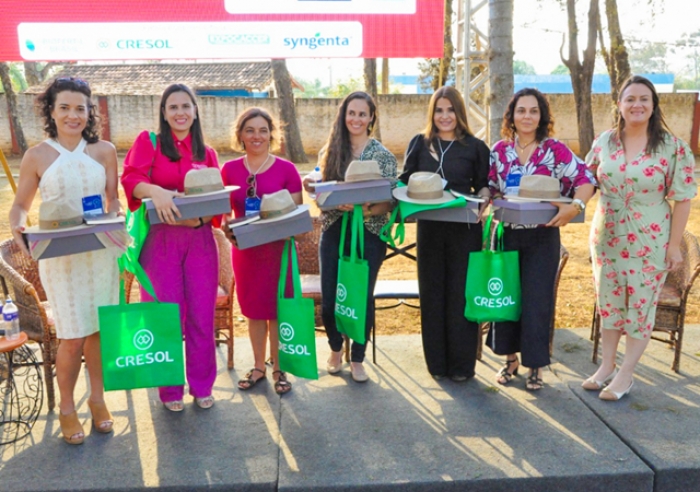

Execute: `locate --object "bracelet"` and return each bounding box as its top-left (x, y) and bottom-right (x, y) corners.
top-left (193, 217), bottom-right (204, 229)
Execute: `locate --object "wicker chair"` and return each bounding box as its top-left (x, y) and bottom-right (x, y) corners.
top-left (213, 228), bottom-right (235, 370)
top-left (591, 230), bottom-right (700, 373)
top-left (296, 217), bottom-right (323, 326)
top-left (123, 228), bottom-right (236, 370)
top-left (0, 239), bottom-right (57, 412)
top-left (295, 217), bottom-right (350, 361)
top-left (477, 244), bottom-right (569, 361)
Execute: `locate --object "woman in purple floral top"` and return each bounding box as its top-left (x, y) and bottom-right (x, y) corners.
top-left (583, 76), bottom-right (696, 401)
top-left (488, 88), bottom-right (596, 390)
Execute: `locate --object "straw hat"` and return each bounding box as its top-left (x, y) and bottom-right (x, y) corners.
top-left (24, 201), bottom-right (88, 234)
top-left (393, 172), bottom-right (453, 204)
top-left (344, 160), bottom-right (383, 182)
top-left (504, 175), bottom-right (573, 202)
top-left (257, 189), bottom-right (309, 223)
top-left (183, 168), bottom-right (238, 197)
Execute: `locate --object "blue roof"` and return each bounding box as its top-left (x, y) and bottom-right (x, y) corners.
top-left (514, 73), bottom-right (674, 94)
top-left (389, 73), bottom-right (674, 94)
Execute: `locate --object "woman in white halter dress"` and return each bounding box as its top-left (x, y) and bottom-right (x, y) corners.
top-left (9, 77), bottom-right (122, 445)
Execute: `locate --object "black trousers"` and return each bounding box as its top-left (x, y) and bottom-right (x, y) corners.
top-left (320, 217), bottom-right (387, 363)
top-left (486, 227), bottom-right (560, 369)
top-left (417, 220), bottom-right (483, 378)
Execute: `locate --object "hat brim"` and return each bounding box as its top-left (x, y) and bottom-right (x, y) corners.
top-left (24, 223), bottom-right (92, 234)
top-left (254, 204), bottom-right (310, 224)
top-left (393, 187), bottom-right (455, 205)
top-left (182, 185), bottom-right (239, 199)
top-left (504, 195), bottom-right (573, 203)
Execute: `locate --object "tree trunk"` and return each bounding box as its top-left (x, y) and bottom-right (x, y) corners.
top-left (363, 58), bottom-right (381, 141)
top-left (23, 62), bottom-right (58, 87)
top-left (603, 0), bottom-right (631, 102)
top-left (271, 59), bottom-right (308, 164)
top-left (561, 0), bottom-right (599, 157)
top-left (381, 58), bottom-right (389, 94)
top-left (488, 0), bottom-right (514, 146)
top-left (434, 0), bottom-right (454, 90)
top-left (0, 62), bottom-right (28, 155)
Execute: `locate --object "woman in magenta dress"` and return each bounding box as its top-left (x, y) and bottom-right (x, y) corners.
top-left (221, 107), bottom-right (302, 395)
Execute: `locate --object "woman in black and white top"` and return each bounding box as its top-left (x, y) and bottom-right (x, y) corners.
top-left (399, 86), bottom-right (490, 382)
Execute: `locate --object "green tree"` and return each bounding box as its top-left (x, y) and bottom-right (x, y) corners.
top-left (0, 62), bottom-right (28, 154)
top-left (0, 62), bottom-right (27, 93)
top-left (293, 78), bottom-right (329, 98)
top-left (551, 64), bottom-right (570, 75)
top-left (628, 41), bottom-right (669, 74)
top-left (513, 60), bottom-right (535, 75)
top-left (328, 76), bottom-right (363, 98)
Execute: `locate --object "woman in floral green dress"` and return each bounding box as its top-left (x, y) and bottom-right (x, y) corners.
top-left (584, 76), bottom-right (697, 401)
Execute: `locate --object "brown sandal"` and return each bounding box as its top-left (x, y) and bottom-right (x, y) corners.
top-left (88, 400), bottom-right (114, 433)
top-left (238, 368), bottom-right (266, 390)
top-left (273, 370), bottom-right (292, 395)
top-left (58, 410), bottom-right (85, 445)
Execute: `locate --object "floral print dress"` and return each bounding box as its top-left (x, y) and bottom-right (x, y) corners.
top-left (587, 130), bottom-right (697, 339)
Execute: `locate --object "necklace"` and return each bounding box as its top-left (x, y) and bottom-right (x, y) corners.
top-left (351, 139), bottom-right (370, 159)
top-left (244, 153), bottom-right (272, 175)
top-left (515, 137), bottom-right (536, 151)
top-left (436, 139), bottom-right (455, 179)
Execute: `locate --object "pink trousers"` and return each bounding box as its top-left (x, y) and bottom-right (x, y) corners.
top-left (140, 223), bottom-right (218, 402)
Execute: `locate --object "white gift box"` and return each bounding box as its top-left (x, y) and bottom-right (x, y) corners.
top-left (24, 221), bottom-right (126, 260)
top-left (314, 180), bottom-right (393, 211)
top-left (492, 199), bottom-right (584, 225)
top-left (144, 187), bottom-right (236, 224)
top-left (230, 206), bottom-right (313, 250)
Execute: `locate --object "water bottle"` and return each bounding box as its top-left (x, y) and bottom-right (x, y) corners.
top-left (306, 166), bottom-right (323, 200)
top-left (3, 298), bottom-right (19, 341)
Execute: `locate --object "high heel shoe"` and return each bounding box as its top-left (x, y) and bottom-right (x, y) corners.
top-left (599, 379), bottom-right (634, 401)
top-left (87, 400), bottom-right (114, 433)
top-left (582, 367), bottom-right (618, 391)
top-left (58, 410), bottom-right (85, 445)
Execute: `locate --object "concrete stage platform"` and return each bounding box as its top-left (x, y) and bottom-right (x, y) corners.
top-left (2, 326), bottom-right (700, 492)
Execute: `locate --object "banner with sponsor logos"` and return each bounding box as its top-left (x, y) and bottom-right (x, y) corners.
top-left (0, 0), bottom-right (444, 61)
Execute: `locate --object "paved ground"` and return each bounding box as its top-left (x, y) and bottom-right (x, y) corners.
top-left (2, 325), bottom-right (700, 492)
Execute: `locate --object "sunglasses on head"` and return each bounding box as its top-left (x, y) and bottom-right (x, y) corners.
top-left (246, 174), bottom-right (257, 198)
top-left (55, 77), bottom-right (89, 88)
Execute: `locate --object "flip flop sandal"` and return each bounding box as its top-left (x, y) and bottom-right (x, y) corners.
top-left (273, 370), bottom-right (292, 395)
top-left (238, 368), bottom-right (266, 390)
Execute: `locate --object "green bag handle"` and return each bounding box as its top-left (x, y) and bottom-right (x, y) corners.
top-left (352, 204), bottom-right (365, 261)
top-left (481, 213), bottom-right (504, 253)
top-left (379, 206), bottom-right (403, 249)
top-left (117, 131), bottom-right (159, 304)
top-left (278, 238), bottom-right (302, 299)
top-left (339, 211), bottom-right (350, 258)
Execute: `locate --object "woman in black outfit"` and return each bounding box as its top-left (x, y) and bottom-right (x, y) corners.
top-left (399, 86), bottom-right (490, 381)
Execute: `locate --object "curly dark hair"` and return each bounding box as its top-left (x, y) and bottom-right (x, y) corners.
top-left (614, 75), bottom-right (671, 154)
top-left (231, 107), bottom-right (280, 153)
top-left (321, 91), bottom-right (377, 182)
top-left (158, 84), bottom-right (206, 162)
top-left (501, 87), bottom-right (555, 142)
top-left (36, 77), bottom-right (101, 143)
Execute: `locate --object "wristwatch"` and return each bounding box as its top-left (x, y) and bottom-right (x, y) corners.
top-left (572, 199), bottom-right (586, 214)
top-left (193, 217), bottom-right (204, 229)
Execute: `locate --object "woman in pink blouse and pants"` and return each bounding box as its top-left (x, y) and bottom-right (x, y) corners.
top-left (121, 84), bottom-right (219, 412)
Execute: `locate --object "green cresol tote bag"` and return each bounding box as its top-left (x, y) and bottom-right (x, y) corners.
top-left (464, 214), bottom-right (522, 323)
top-left (277, 237), bottom-right (318, 380)
top-left (99, 265), bottom-right (184, 391)
top-left (335, 207), bottom-right (369, 344)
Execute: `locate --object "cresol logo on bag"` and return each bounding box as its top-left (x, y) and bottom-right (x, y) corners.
top-left (335, 283), bottom-right (358, 319)
top-left (115, 328), bottom-right (176, 368)
top-left (278, 322), bottom-right (312, 356)
top-left (472, 277), bottom-right (516, 308)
